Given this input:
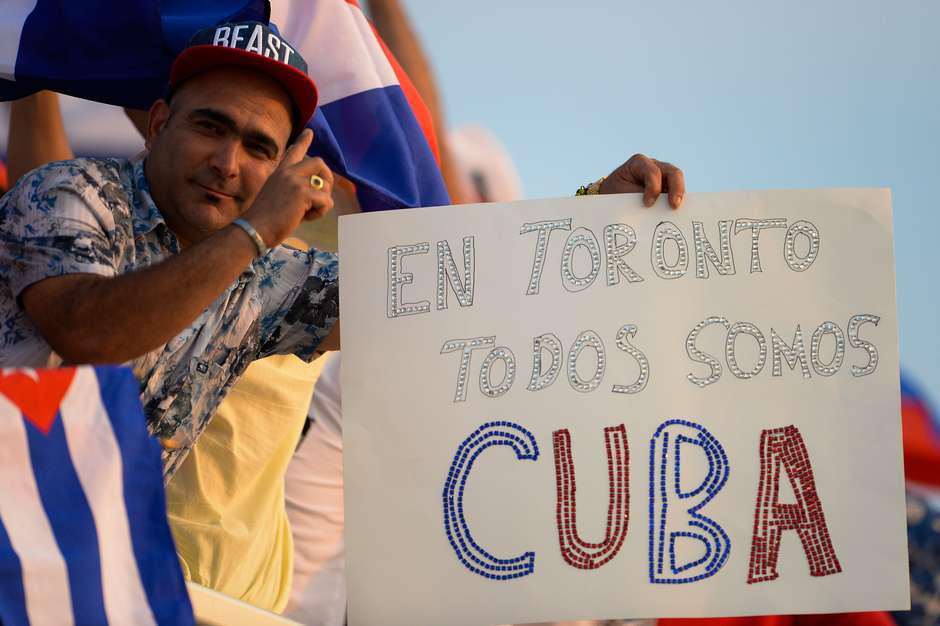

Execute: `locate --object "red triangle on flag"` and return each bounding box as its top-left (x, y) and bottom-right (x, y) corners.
top-left (0, 368), bottom-right (77, 435)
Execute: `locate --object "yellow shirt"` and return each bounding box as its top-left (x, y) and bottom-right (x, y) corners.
top-left (165, 354), bottom-right (324, 613)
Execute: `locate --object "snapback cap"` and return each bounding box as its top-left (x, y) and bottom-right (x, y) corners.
top-left (169, 21), bottom-right (318, 130)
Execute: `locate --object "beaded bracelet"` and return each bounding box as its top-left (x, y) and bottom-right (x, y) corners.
top-left (575, 176), bottom-right (606, 196)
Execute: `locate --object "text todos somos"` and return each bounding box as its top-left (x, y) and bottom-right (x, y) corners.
top-left (387, 216), bottom-right (879, 401)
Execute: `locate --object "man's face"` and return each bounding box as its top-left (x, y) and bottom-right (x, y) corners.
top-left (144, 67), bottom-right (294, 247)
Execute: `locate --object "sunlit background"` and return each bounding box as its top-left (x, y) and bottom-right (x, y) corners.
top-left (403, 0), bottom-right (940, 402)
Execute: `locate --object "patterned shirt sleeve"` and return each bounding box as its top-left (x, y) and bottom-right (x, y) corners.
top-left (0, 163), bottom-right (120, 299)
top-left (255, 244), bottom-right (339, 361)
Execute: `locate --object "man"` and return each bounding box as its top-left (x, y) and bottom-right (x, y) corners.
top-left (0, 20), bottom-right (339, 478)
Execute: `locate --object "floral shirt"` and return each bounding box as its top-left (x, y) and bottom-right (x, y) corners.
top-left (0, 157), bottom-right (339, 479)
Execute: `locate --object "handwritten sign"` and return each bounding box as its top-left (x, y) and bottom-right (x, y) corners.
top-left (339, 189), bottom-right (908, 626)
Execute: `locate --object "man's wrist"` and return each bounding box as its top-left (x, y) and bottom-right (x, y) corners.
top-left (231, 218), bottom-right (269, 257)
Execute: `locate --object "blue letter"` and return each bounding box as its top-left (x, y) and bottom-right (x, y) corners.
top-left (443, 421), bottom-right (539, 580)
top-left (649, 419), bottom-right (731, 583)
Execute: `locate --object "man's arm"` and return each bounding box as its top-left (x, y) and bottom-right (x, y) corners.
top-left (22, 224), bottom-right (258, 364)
top-left (7, 91), bottom-right (73, 185)
top-left (21, 129), bottom-right (336, 364)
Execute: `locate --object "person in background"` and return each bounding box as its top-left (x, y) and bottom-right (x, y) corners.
top-left (448, 124), bottom-right (525, 203)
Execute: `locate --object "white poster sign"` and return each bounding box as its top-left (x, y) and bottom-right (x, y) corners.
top-left (339, 189), bottom-right (908, 626)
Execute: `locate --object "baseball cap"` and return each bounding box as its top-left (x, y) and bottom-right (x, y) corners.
top-left (169, 21), bottom-right (318, 130)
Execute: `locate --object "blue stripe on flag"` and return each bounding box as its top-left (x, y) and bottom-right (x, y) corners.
top-left (25, 414), bottom-right (108, 625)
top-left (311, 85), bottom-right (450, 211)
top-left (159, 0), bottom-right (270, 53)
top-left (11, 0), bottom-right (169, 108)
top-left (0, 0), bottom-right (267, 109)
top-left (0, 518), bottom-right (29, 626)
top-left (94, 366), bottom-right (194, 626)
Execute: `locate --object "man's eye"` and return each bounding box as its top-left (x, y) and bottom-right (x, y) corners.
top-left (246, 143), bottom-right (274, 160)
top-left (195, 120), bottom-right (223, 134)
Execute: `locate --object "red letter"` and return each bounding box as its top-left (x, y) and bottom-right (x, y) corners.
top-left (748, 425), bottom-right (841, 583)
top-left (553, 425), bottom-right (629, 569)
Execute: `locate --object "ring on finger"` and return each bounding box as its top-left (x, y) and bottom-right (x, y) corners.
top-left (309, 174), bottom-right (325, 190)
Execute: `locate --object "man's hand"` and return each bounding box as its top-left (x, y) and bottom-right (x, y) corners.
top-left (242, 129), bottom-right (335, 247)
top-left (599, 154), bottom-right (685, 209)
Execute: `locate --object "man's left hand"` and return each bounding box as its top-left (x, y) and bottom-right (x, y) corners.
top-left (599, 154), bottom-right (685, 209)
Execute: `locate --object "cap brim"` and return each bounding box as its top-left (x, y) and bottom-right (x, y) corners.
top-left (170, 45), bottom-right (318, 129)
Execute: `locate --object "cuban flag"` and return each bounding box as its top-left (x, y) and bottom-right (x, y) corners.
top-left (275, 0), bottom-right (449, 210)
top-left (0, 0), bottom-right (448, 211)
top-left (0, 366), bottom-right (194, 625)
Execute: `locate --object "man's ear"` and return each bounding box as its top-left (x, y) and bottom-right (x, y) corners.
top-left (144, 99), bottom-right (171, 150)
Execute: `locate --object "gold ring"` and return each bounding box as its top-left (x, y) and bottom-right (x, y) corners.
top-left (310, 174), bottom-right (325, 190)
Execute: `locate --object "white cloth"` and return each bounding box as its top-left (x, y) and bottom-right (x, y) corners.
top-left (283, 351), bottom-right (346, 626)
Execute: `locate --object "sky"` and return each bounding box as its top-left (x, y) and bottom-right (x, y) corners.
top-left (403, 0), bottom-right (940, 404)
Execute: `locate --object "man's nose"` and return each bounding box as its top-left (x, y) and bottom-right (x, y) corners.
top-left (208, 140), bottom-right (240, 179)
